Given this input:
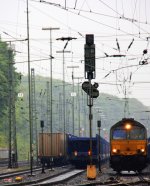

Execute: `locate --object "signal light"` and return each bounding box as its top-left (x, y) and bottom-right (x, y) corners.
top-left (74, 151), bottom-right (78, 156)
top-left (93, 82), bottom-right (99, 88)
top-left (88, 150), bottom-right (92, 156)
top-left (86, 34), bottom-right (94, 46)
top-left (84, 34), bottom-right (95, 79)
top-left (82, 81), bottom-right (99, 98)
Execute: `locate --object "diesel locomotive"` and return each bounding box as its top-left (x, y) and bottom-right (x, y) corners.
top-left (110, 118), bottom-right (148, 173)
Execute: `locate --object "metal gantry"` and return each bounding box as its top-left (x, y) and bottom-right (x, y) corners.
top-left (42, 27), bottom-right (60, 131)
top-left (46, 81), bottom-right (50, 131)
top-left (59, 92), bottom-right (63, 132)
top-left (8, 48), bottom-right (18, 168)
top-left (74, 77), bottom-right (84, 136)
top-left (42, 28), bottom-right (60, 168)
top-left (46, 81), bottom-right (53, 168)
top-left (56, 36), bottom-right (76, 141)
top-left (26, 0), bottom-right (33, 175)
top-left (56, 49), bottom-right (71, 155)
top-left (67, 65), bottom-right (79, 135)
top-left (31, 68), bottom-right (38, 164)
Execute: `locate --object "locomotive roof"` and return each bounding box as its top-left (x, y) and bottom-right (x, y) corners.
top-left (110, 118), bottom-right (146, 130)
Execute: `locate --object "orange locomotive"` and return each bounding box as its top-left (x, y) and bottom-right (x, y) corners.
top-left (110, 118), bottom-right (148, 173)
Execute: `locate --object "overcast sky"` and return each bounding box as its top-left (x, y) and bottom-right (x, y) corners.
top-left (1, 0), bottom-right (150, 108)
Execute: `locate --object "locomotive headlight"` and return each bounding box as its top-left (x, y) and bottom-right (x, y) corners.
top-left (137, 148), bottom-right (145, 154)
top-left (112, 148), bottom-right (117, 153)
top-left (141, 148), bottom-right (145, 153)
top-left (125, 123), bottom-right (132, 130)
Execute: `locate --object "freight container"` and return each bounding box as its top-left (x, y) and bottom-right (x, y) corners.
top-left (38, 132), bottom-right (68, 166)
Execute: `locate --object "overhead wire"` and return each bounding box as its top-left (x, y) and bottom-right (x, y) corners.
top-left (3, 0), bottom-right (150, 104)
top-left (77, 0), bottom-right (88, 15)
top-left (132, 0), bottom-right (138, 21)
top-left (25, 0), bottom-right (150, 72)
top-left (36, 0), bottom-right (149, 41)
top-left (97, 0), bottom-right (150, 36)
top-left (74, 0), bottom-right (78, 9)
top-left (145, 0), bottom-right (147, 24)
top-left (121, 0), bottom-right (124, 17)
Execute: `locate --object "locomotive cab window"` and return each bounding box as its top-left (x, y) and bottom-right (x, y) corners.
top-left (129, 126), bottom-right (146, 140)
top-left (112, 129), bottom-right (126, 139)
top-left (111, 124), bottom-right (146, 140)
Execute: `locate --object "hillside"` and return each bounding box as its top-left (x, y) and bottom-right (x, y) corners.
top-left (1, 75), bottom-right (150, 160)
top-left (18, 75), bottom-right (150, 139)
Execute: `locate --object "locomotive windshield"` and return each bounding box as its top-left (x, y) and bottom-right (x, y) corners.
top-left (129, 127), bottom-right (145, 140)
top-left (113, 129), bottom-right (126, 139)
top-left (112, 125), bottom-right (146, 140)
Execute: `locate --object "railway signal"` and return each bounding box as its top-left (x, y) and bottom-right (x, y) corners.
top-left (84, 34), bottom-right (95, 79)
top-left (84, 34), bottom-right (97, 179)
top-left (82, 81), bottom-right (99, 98)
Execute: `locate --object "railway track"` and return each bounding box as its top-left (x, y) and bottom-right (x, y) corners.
top-left (0, 165), bottom-right (83, 186)
top-left (135, 171), bottom-right (150, 185)
top-left (31, 169), bottom-right (85, 186)
top-left (0, 167), bottom-right (42, 179)
top-left (71, 167), bottom-right (150, 186)
top-left (103, 171), bottom-right (150, 186)
top-left (1, 161), bottom-right (150, 186)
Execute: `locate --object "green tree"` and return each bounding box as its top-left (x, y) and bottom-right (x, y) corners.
top-left (0, 39), bottom-right (20, 145)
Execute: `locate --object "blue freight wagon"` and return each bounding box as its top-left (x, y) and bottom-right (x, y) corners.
top-left (67, 134), bottom-right (109, 168)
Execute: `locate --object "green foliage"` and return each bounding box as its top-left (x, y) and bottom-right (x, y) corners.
top-left (0, 39), bottom-right (20, 147)
top-left (0, 134), bottom-right (8, 148)
top-left (17, 134), bottom-right (29, 160)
